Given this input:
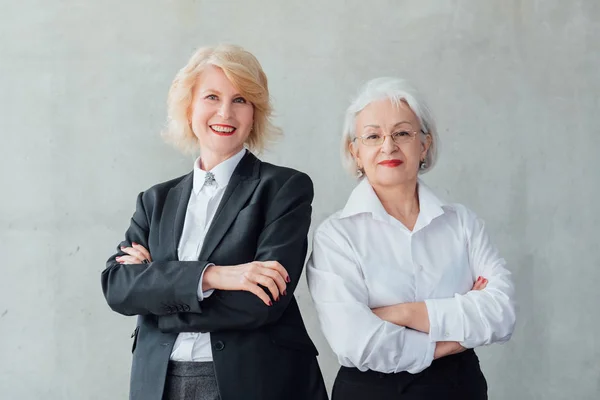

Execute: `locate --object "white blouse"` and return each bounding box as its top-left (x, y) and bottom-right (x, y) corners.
top-left (307, 178), bottom-right (516, 374)
top-left (170, 148), bottom-right (246, 362)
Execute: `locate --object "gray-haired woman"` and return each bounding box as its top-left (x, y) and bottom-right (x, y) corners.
top-left (307, 77), bottom-right (516, 399)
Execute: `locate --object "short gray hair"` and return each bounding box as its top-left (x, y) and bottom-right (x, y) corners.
top-left (341, 77), bottom-right (439, 176)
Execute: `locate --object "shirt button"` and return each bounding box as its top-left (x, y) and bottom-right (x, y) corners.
top-left (213, 341), bottom-right (225, 351)
top-left (444, 332), bottom-right (450, 338)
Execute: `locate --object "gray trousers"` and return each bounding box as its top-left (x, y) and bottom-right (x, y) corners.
top-left (162, 362), bottom-right (221, 400)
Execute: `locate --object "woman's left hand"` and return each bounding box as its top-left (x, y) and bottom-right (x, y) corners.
top-left (116, 242), bottom-right (152, 264)
top-left (472, 276), bottom-right (488, 291)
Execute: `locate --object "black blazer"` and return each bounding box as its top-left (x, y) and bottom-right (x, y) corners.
top-left (101, 152), bottom-right (328, 400)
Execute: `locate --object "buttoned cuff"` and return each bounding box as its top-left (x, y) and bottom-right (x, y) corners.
top-left (404, 329), bottom-right (436, 374)
top-left (425, 296), bottom-right (465, 342)
top-left (197, 263), bottom-right (215, 301)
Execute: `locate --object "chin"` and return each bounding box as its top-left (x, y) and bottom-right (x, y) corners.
top-left (197, 134), bottom-right (240, 149)
top-left (372, 173), bottom-right (414, 187)
top-left (209, 141), bottom-right (246, 155)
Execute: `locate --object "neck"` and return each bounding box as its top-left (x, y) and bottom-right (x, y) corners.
top-left (200, 147), bottom-right (243, 171)
top-left (371, 178), bottom-right (420, 230)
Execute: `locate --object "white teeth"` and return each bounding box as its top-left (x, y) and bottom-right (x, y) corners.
top-left (211, 125), bottom-right (235, 133)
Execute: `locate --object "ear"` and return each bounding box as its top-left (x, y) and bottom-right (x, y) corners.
top-left (421, 134), bottom-right (432, 159)
top-left (349, 140), bottom-right (361, 167)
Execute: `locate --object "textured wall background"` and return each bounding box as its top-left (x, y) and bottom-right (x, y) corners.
top-left (1, 1), bottom-right (598, 398)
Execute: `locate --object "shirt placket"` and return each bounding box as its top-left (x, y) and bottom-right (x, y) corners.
top-left (184, 200), bottom-right (204, 360)
top-left (189, 185), bottom-right (217, 360)
top-left (410, 232), bottom-right (423, 301)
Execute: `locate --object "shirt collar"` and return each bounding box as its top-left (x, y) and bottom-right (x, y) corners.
top-left (340, 178), bottom-right (447, 230)
top-left (192, 148), bottom-right (246, 195)
top-left (340, 178), bottom-right (388, 220)
top-left (414, 180), bottom-right (446, 231)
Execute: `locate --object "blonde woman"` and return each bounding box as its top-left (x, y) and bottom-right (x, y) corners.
top-left (307, 77), bottom-right (516, 399)
top-left (102, 44), bottom-right (327, 400)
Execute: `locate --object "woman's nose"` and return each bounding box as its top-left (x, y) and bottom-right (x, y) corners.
top-left (218, 102), bottom-right (232, 119)
top-left (380, 135), bottom-right (398, 153)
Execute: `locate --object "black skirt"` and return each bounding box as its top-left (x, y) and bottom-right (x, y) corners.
top-left (332, 349), bottom-right (488, 400)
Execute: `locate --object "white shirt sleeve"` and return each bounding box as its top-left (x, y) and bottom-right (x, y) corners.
top-left (424, 206), bottom-right (516, 348)
top-left (307, 227), bottom-right (435, 374)
top-left (197, 263), bottom-right (215, 301)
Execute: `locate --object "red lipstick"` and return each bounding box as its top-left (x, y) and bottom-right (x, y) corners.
top-left (210, 124), bottom-right (236, 136)
top-left (378, 160), bottom-right (403, 167)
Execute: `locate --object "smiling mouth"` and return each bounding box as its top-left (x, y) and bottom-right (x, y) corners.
top-left (378, 160), bottom-right (403, 167)
top-left (210, 124), bottom-right (236, 136)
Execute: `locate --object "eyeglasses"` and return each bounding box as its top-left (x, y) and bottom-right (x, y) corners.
top-left (353, 129), bottom-right (425, 146)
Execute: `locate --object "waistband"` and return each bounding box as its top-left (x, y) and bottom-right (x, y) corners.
top-left (167, 361), bottom-right (216, 377)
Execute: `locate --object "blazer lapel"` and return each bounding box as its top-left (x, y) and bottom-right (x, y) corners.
top-left (198, 152), bottom-right (260, 261)
top-left (161, 172), bottom-right (193, 260)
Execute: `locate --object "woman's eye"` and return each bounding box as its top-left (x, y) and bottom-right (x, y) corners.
top-left (233, 97), bottom-right (247, 104)
top-left (205, 94), bottom-right (218, 100)
top-left (394, 131), bottom-right (410, 137)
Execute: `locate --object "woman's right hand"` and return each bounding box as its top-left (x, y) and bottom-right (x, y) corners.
top-left (202, 261), bottom-right (290, 306)
top-left (434, 341), bottom-right (466, 359)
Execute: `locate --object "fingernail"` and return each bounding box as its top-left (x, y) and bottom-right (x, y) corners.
top-left (132, 242), bottom-right (138, 246)
top-left (477, 276), bottom-right (482, 282)
top-left (286, 276), bottom-right (291, 283)
top-left (268, 301), bottom-right (273, 306)
top-left (283, 290), bottom-right (287, 296)
top-left (120, 246), bottom-right (125, 250)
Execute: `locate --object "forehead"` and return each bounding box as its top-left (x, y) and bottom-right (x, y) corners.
top-left (356, 98), bottom-right (419, 127)
top-left (195, 64), bottom-right (238, 93)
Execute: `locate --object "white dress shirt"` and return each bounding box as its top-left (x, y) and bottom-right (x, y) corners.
top-left (307, 178), bottom-right (516, 374)
top-left (169, 148), bottom-right (246, 362)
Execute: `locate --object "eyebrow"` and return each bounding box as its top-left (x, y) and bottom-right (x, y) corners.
top-left (363, 121), bottom-right (413, 129)
top-left (200, 89), bottom-right (244, 97)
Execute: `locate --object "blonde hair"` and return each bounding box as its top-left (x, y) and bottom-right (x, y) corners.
top-left (163, 44), bottom-right (280, 154)
top-left (341, 77), bottom-right (439, 176)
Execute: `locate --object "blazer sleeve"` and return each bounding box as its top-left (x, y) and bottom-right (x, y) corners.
top-left (101, 192), bottom-right (210, 316)
top-left (156, 171), bottom-right (313, 333)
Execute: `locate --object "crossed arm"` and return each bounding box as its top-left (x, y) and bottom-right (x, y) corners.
top-left (102, 172), bottom-right (315, 332)
top-left (370, 209), bottom-right (515, 354)
top-left (307, 210), bottom-right (515, 373)
top-left (372, 277), bottom-right (488, 359)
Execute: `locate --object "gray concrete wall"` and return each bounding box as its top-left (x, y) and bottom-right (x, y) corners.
top-left (1, 1), bottom-right (598, 398)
